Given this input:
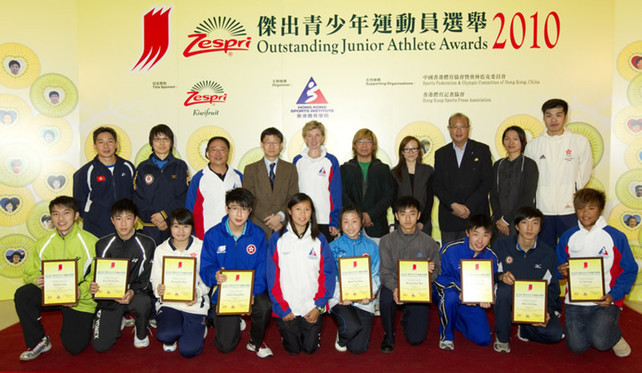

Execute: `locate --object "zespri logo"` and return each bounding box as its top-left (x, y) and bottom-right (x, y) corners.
top-left (184, 81), bottom-right (228, 107)
top-left (183, 16), bottom-right (251, 57)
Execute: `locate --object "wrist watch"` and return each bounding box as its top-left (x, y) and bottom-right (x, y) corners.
top-left (315, 305), bottom-right (325, 313)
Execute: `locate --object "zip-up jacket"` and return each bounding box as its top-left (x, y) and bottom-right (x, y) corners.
top-left (435, 237), bottom-right (498, 291)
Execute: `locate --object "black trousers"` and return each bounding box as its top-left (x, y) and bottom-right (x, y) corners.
top-left (92, 292), bottom-right (152, 352)
top-left (275, 314), bottom-right (324, 355)
top-left (330, 304), bottom-right (374, 354)
top-left (14, 284), bottom-right (94, 354)
top-left (212, 292), bottom-right (272, 353)
top-left (380, 285), bottom-right (430, 345)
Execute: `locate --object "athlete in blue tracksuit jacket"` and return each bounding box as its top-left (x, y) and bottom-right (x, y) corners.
top-left (200, 215), bottom-right (271, 353)
top-left (435, 234), bottom-right (498, 348)
top-left (134, 152), bottom-right (189, 245)
top-left (73, 156), bottom-right (135, 238)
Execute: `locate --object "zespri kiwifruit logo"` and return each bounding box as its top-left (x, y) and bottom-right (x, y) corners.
top-left (183, 17), bottom-right (251, 57)
top-left (184, 81), bottom-right (227, 107)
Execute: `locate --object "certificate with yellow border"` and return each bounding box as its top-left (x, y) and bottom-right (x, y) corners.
top-left (217, 270), bottom-right (254, 315)
top-left (93, 258), bottom-right (130, 300)
top-left (461, 259), bottom-right (494, 304)
top-left (512, 280), bottom-right (547, 324)
top-left (161, 257), bottom-right (196, 302)
top-left (568, 257), bottom-right (605, 302)
top-left (42, 259), bottom-right (78, 306)
top-left (338, 256), bottom-right (373, 302)
top-left (398, 259), bottom-right (431, 303)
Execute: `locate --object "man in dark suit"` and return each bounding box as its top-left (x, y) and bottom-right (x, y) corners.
top-left (243, 127), bottom-right (299, 239)
top-left (433, 113), bottom-right (492, 245)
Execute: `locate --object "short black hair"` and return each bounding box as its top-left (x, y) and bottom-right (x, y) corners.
top-left (49, 91), bottom-right (59, 98)
top-left (541, 98), bottom-right (568, 115)
top-left (513, 206), bottom-right (544, 226)
top-left (9, 60), bottom-right (20, 68)
top-left (149, 124), bottom-right (174, 148)
top-left (260, 127), bottom-right (283, 142)
top-left (465, 214), bottom-right (493, 234)
top-left (169, 208), bottom-right (194, 228)
top-left (392, 196), bottom-right (421, 213)
top-left (111, 199), bottom-right (138, 218)
top-left (225, 188), bottom-right (255, 210)
top-left (49, 196), bottom-right (79, 214)
top-left (93, 126), bottom-right (117, 144)
top-left (205, 136), bottom-right (230, 157)
top-left (338, 204), bottom-right (363, 225)
top-left (502, 125), bottom-right (527, 153)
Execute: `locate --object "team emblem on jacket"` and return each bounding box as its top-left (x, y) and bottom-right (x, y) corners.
top-left (506, 256), bottom-right (513, 264)
top-left (144, 174), bottom-right (154, 184)
top-left (246, 244), bottom-right (256, 255)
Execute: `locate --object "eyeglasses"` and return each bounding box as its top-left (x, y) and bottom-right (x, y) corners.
top-left (262, 141), bottom-right (281, 146)
top-left (402, 147), bottom-right (419, 153)
top-left (448, 125), bottom-right (469, 130)
top-left (227, 206), bottom-right (250, 214)
top-left (153, 137), bottom-right (171, 143)
top-left (208, 147), bottom-right (228, 153)
top-left (356, 139), bottom-right (373, 144)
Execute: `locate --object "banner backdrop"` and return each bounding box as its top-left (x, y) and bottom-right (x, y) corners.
top-left (0, 0), bottom-right (639, 301)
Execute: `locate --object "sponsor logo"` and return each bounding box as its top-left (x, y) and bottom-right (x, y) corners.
top-left (183, 16), bottom-right (251, 57)
top-left (132, 7), bottom-right (172, 71)
top-left (534, 263), bottom-right (542, 269)
top-left (291, 77), bottom-right (334, 119)
top-left (296, 77), bottom-right (327, 104)
top-left (217, 245), bottom-right (226, 254)
top-left (184, 81), bottom-right (228, 107)
top-left (246, 244), bottom-right (256, 255)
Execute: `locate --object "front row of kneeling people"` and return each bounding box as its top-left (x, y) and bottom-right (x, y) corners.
top-left (14, 187), bottom-right (637, 361)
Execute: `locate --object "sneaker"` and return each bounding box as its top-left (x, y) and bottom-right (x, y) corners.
top-left (439, 340), bottom-right (454, 351)
top-left (163, 342), bottom-right (177, 352)
top-left (246, 340), bottom-right (273, 358)
top-left (123, 314), bottom-right (135, 327)
top-left (380, 339), bottom-right (394, 353)
top-left (335, 332), bottom-right (347, 352)
top-left (19, 336), bottom-right (51, 361)
top-left (613, 337), bottom-right (631, 357)
top-left (203, 327), bottom-right (208, 339)
top-left (493, 338), bottom-right (511, 353)
top-left (240, 318), bottom-right (246, 331)
top-left (148, 319), bottom-right (157, 329)
top-left (516, 325), bottom-right (529, 342)
top-left (134, 335), bottom-right (149, 349)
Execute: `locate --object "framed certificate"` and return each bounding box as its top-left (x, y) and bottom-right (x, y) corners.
top-left (93, 258), bottom-right (130, 300)
top-left (41, 259), bottom-right (78, 306)
top-left (217, 270), bottom-right (255, 315)
top-left (397, 259), bottom-right (431, 303)
top-left (568, 257), bottom-right (605, 302)
top-left (461, 259), bottom-right (494, 304)
top-left (338, 256), bottom-right (373, 302)
top-left (161, 256), bottom-right (196, 302)
top-left (512, 280), bottom-right (547, 324)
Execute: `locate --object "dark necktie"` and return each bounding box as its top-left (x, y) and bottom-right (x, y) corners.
top-left (269, 162), bottom-right (275, 189)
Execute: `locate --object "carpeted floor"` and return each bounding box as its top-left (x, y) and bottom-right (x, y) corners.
top-left (0, 306), bottom-right (640, 373)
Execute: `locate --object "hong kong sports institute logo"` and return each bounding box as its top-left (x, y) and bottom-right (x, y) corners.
top-left (296, 77), bottom-right (328, 104)
top-left (183, 16), bottom-right (251, 57)
top-left (132, 7), bottom-right (172, 71)
top-left (184, 81), bottom-right (228, 107)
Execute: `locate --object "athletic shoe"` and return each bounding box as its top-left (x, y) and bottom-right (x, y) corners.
top-left (335, 332), bottom-right (347, 352)
top-left (203, 327), bottom-right (208, 339)
top-left (613, 337), bottom-right (631, 357)
top-left (439, 340), bottom-right (454, 351)
top-left (380, 339), bottom-right (394, 353)
top-left (123, 314), bottom-right (135, 328)
top-left (516, 325), bottom-right (529, 342)
top-left (246, 340), bottom-right (273, 358)
top-left (240, 318), bottom-right (246, 331)
top-left (148, 319), bottom-right (157, 329)
top-left (134, 335), bottom-right (149, 349)
top-left (19, 336), bottom-right (51, 361)
top-left (163, 342), bottom-right (177, 352)
top-left (493, 338), bottom-right (511, 353)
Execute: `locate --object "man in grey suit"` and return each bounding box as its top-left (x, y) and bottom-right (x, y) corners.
top-left (243, 127), bottom-right (299, 239)
top-left (433, 113), bottom-right (492, 245)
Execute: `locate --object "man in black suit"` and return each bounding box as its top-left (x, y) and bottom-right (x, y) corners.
top-left (433, 113), bottom-right (492, 245)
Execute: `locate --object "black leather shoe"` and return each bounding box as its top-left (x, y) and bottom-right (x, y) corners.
top-left (380, 339), bottom-right (394, 353)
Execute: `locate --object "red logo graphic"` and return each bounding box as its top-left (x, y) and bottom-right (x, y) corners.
top-left (412, 264), bottom-right (417, 271)
top-left (111, 262), bottom-right (115, 269)
top-left (58, 264), bottom-right (63, 271)
top-left (565, 149), bottom-right (572, 155)
top-left (583, 261), bottom-right (588, 269)
top-left (475, 263), bottom-right (479, 270)
top-left (178, 261), bottom-right (183, 269)
top-left (246, 244), bottom-right (256, 255)
top-left (132, 7), bottom-right (171, 71)
top-left (183, 16), bottom-right (251, 57)
top-left (528, 284), bottom-right (533, 291)
top-left (235, 274), bottom-right (240, 281)
top-left (353, 260), bottom-right (357, 268)
top-left (185, 81), bottom-right (228, 107)
top-left (96, 175), bottom-right (106, 182)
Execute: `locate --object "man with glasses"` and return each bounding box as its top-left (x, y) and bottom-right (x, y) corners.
top-left (341, 128), bottom-right (394, 243)
top-left (243, 127), bottom-right (299, 239)
top-left (185, 136), bottom-right (243, 239)
top-left (433, 113), bottom-right (492, 245)
top-left (134, 124), bottom-right (190, 245)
